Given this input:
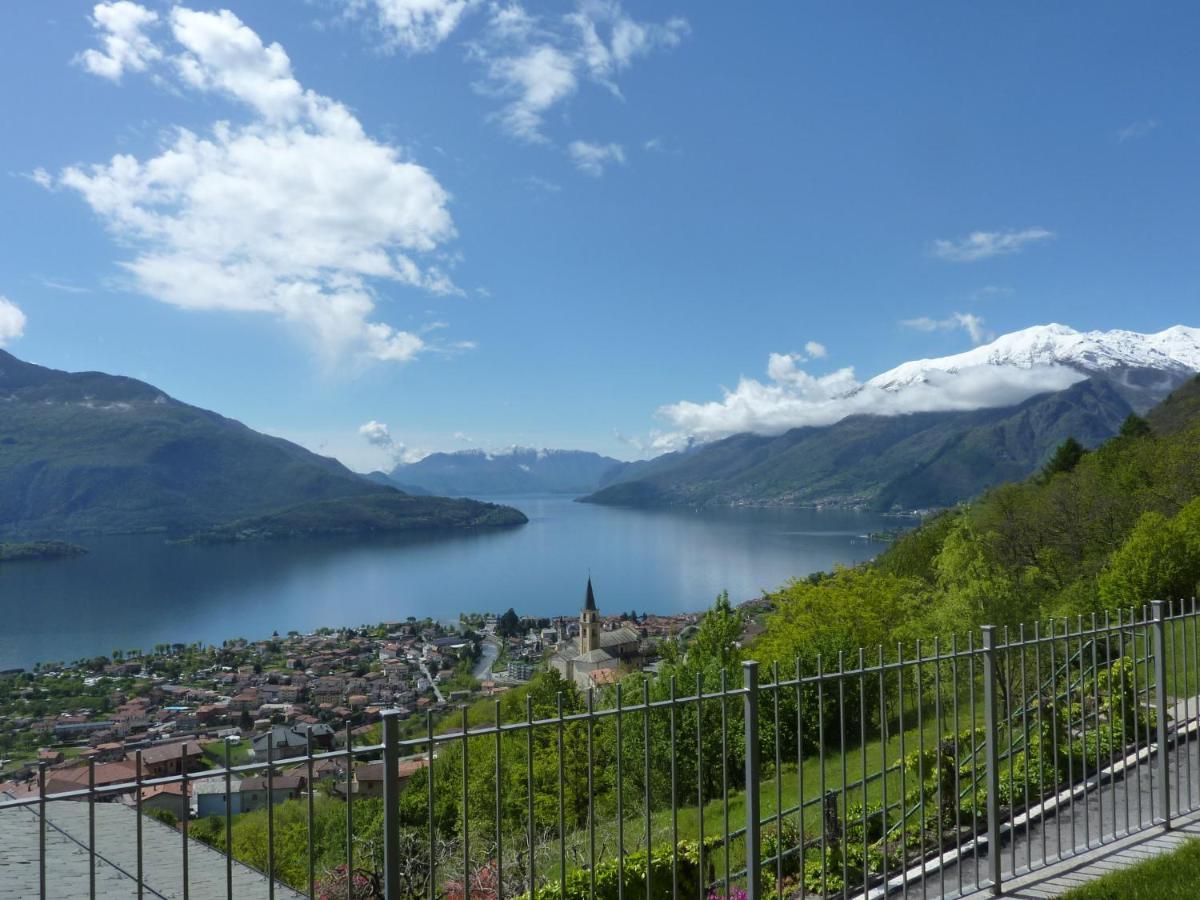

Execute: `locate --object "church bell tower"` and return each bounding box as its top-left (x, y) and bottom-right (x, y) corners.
top-left (580, 577), bottom-right (600, 654)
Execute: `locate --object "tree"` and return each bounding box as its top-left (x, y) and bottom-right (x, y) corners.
top-left (1043, 437), bottom-right (1086, 479)
top-left (689, 591), bottom-right (743, 670)
top-left (1120, 414), bottom-right (1152, 439)
top-left (497, 608), bottom-right (521, 638)
top-left (239, 708), bottom-right (253, 732)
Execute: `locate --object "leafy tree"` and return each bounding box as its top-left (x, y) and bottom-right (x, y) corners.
top-left (1043, 437), bottom-right (1086, 479)
top-left (497, 608), bottom-right (521, 638)
top-left (1120, 414), bottom-right (1152, 439)
top-left (688, 591), bottom-right (743, 670)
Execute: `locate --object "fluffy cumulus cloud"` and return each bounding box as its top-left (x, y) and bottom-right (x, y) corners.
top-left (930, 227), bottom-right (1054, 262)
top-left (470, 1), bottom-right (688, 143)
top-left (901, 312), bottom-right (990, 345)
top-left (58, 4), bottom-right (461, 366)
top-left (653, 344), bottom-right (1085, 450)
top-left (75, 1), bottom-right (161, 81)
top-left (358, 420), bottom-right (428, 463)
top-left (0, 296), bottom-right (27, 347)
top-left (567, 140), bottom-right (624, 176)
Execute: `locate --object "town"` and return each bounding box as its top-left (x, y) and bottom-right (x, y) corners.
top-left (0, 588), bottom-right (703, 823)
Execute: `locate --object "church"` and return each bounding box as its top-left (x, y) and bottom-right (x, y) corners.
top-left (549, 578), bottom-right (643, 689)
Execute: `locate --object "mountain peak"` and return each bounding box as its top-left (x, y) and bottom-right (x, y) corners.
top-left (870, 323), bottom-right (1200, 392)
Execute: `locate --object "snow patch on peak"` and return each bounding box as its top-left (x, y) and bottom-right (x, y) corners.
top-left (869, 324), bottom-right (1200, 391)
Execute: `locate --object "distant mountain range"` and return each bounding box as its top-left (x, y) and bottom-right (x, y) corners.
top-left (583, 324), bottom-right (1200, 511)
top-left (0, 350), bottom-right (526, 540)
top-left (386, 448), bottom-right (626, 496)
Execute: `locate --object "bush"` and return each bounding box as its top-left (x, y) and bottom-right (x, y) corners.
top-left (518, 839), bottom-right (717, 900)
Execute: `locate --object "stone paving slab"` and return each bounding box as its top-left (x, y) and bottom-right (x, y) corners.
top-left (0, 795), bottom-right (305, 899)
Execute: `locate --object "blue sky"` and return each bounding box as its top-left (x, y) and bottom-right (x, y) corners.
top-left (1, 1), bottom-right (1197, 470)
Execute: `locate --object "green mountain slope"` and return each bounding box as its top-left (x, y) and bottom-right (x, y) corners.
top-left (0, 350), bottom-right (525, 538)
top-left (582, 379), bottom-right (1133, 511)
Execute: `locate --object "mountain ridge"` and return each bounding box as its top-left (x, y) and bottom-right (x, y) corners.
top-left (0, 350), bottom-right (526, 539)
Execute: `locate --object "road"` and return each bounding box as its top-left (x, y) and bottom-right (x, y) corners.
top-left (472, 632), bottom-right (502, 680)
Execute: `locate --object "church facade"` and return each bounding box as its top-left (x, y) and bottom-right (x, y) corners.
top-left (549, 579), bottom-right (642, 689)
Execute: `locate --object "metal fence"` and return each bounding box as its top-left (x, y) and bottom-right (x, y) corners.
top-left (4, 598), bottom-right (1200, 899)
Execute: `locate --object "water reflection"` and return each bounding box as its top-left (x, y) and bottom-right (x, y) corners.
top-left (0, 495), bottom-right (912, 669)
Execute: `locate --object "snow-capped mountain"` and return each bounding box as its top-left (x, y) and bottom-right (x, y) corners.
top-left (869, 324), bottom-right (1200, 391)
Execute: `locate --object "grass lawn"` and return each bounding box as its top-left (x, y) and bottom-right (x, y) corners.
top-left (1061, 838), bottom-right (1200, 899)
top-left (201, 738), bottom-right (254, 768)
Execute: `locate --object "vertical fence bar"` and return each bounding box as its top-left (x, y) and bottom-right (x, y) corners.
top-left (1090, 613), bottom-right (1102, 844)
top-left (496, 701), bottom-right (504, 900)
top-left (1190, 598), bottom-right (1200, 812)
top-left (135, 749), bottom-right (144, 898)
top-left (643, 679), bottom-right (652, 900)
top-left (1116, 611), bottom-right (1130, 837)
top-left (799, 657), bottom-right (808, 900)
top-left (465, 706), bottom-right (473, 900)
top-left (1170, 601), bottom-right (1182, 817)
top-left (616, 685), bottom-right (624, 900)
top-left (343, 723), bottom-right (352, 900)
top-left (1004, 625), bottom-right (1016, 875)
top-left (697, 673), bottom-right (705, 900)
top-left (587, 688), bottom-right (596, 900)
top-left (1152, 600), bottom-right (1172, 829)
top-left (744, 661), bottom-right (762, 900)
top-left (773, 662), bottom-right (783, 900)
top-left (1034, 622), bottom-right (1046, 866)
top-left (305, 728), bottom-right (315, 900)
top-left (555, 692), bottom-right (566, 900)
top-left (223, 738), bottom-right (233, 900)
top-left (968, 631), bottom-right (979, 890)
top-left (895, 645), bottom-right (906, 900)
top-left (1020, 623), bottom-right (1031, 871)
top-left (838, 650), bottom-right (850, 898)
top-left (720, 669), bottom-right (730, 900)
top-left (817, 654), bottom-right (827, 899)
top-left (1075, 615), bottom-right (1089, 852)
top-left (1103, 612), bottom-right (1115, 844)
top-left (915, 641), bottom-right (926, 900)
top-left (383, 710), bottom-right (400, 900)
top-left (858, 648), bottom-right (868, 900)
top-left (952, 634), bottom-right (963, 897)
top-left (981, 625), bottom-right (1002, 895)
top-left (1049, 619), bottom-right (1063, 861)
top-left (670, 675), bottom-right (678, 900)
top-left (934, 637), bottom-right (944, 900)
top-left (181, 745), bottom-right (190, 900)
top-left (268, 733), bottom-right (276, 900)
top-left (430, 710), bottom-right (438, 900)
top-left (877, 646), bottom-right (887, 898)
top-left (88, 758), bottom-right (96, 900)
top-left (526, 697), bottom-right (535, 900)
top-left (1131, 610), bottom-right (1145, 829)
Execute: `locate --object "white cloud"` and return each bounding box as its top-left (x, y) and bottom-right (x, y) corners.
top-left (358, 419), bottom-right (429, 463)
top-left (75, 1), bottom-right (161, 82)
top-left (654, 349), bottom-right (1086, 449)
top-left (354, 0), bottom-right (479, 53)
top-left (1117, 118), bottom-right (1158, 143)
top-left (901, 312), bottom-right (990, 345)
top-left (359, 420), bottom-right (393, 447)
top-left (930, 227), bottom-right (1054, 262)
top-left (0, 296), bottom-right (26, 346)
top-left (472, 1), bottom-right (688, 143)
top-left (61, 5), bottom-right (461, 366)
top-left (804, 340), bottom-right (827, 359)
top-left (567, 140), bottom-right (624, 176)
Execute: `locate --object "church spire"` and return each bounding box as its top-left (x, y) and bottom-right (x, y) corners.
top-left (584, 576), bottom-right (597, 612)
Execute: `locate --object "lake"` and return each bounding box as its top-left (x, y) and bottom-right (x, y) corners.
top-left (0, 495), bottom-right (912, 670)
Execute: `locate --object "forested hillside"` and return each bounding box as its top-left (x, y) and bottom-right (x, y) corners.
top-left (753, 376), bottom-right (1200, 668)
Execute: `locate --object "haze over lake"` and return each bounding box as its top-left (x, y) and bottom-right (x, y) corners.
top-left (0, 495), bottom-right (910, 670)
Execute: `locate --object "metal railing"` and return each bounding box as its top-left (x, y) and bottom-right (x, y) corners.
top-left (4, 598), bottom-right (1200, 899)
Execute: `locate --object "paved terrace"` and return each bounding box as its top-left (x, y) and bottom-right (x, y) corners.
top-left (0, 793), bottom-right (304, 899)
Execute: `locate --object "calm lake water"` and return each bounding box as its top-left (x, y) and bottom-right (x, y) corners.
top-left (0, 495), bottom-right (912, 670)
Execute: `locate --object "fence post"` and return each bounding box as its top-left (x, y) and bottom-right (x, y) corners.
top-left (981, 625), bottom-right (1003, 895)
top-left (743, 661), bottom-right (762, 900)
top-left (382, 708), bottom-right (401, 898)
top-left (1151, 601), bottom-right (1172, 830)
